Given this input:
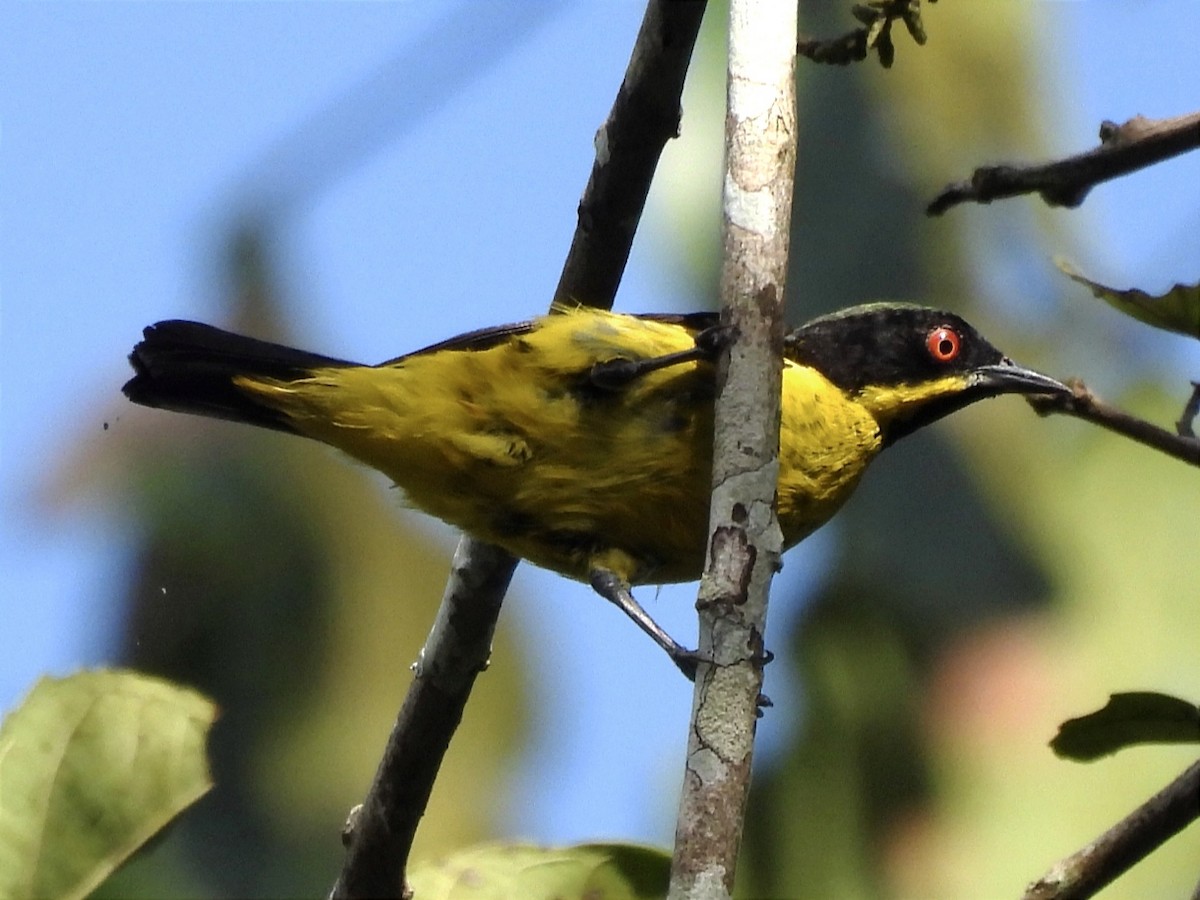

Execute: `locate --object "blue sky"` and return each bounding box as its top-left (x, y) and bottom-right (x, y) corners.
top-left (2, 1), bottom-right (1198, 848)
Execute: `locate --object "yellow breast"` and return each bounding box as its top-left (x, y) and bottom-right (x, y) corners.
top-left (775, 363), bottom-right (883, 544)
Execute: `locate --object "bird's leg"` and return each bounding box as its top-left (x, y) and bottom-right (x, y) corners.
top-left (588, 323), bottom-right (736, 391)
top-left (589, 568), bottom-right (703, 681)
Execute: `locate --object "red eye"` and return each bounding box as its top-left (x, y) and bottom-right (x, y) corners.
top-left (926, 326), bottom-right (961, 363)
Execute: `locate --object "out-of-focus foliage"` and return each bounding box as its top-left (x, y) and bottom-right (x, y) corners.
top-left (1051, 692), bottom-right (1200, 761)
top-left (902, 390), bottom-right (1200, 898)
top-left (1058, 259), bottom-right (1200, 339)
top-left (0, 671), bottom-right (214, 900)
top-left (658, 2), bottom-right (1199, 898)
top-left (409, 842), bottom-right (670, 900)
top-left (798, 0), bottom-right (937, 69)
top-left (48, 229), bottom-right (528, 898)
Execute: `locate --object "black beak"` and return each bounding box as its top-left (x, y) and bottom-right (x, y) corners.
top-left (972, 358), bottom-right (1070, 397)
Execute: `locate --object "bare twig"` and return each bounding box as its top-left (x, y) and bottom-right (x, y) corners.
top-left (798, 0), bottom-right (935, 69)
top-left (330, 541), bottom-right (514, 899)
top-left (668, 1), bottom-right (796, 897)
top-left (928, 111), bottom-right (1200, 215)
top-left (1176, 382), bottom-right (1200, 439)
top-left (553, 2), bottom-right (709, 307)
top-left (1022, 759), bottom-right (1200, 900)
top-left (1028, 379), bottom-right (1200, 467)
top-left (331, 3), bottom-right (708, 897)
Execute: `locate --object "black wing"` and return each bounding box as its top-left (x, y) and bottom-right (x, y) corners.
top-left (385, 309), bottom-right (721, 366)
top-left (383, 319), bottom-right (539, 365)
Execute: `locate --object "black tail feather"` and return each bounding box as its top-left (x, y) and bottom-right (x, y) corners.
top-left (123, 320), bottom-right (357, 434)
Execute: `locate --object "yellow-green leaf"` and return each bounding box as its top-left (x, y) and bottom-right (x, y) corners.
top-left (1051, 692), bottom-right (1200, 761)
top-left (409, 841), bottom-right (671, 900)
top-left (0, 670), bottom-right (216, 900)
top-left (1058, 258), bottom-right (1200, 339)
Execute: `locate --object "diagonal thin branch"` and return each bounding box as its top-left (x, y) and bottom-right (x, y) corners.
top-left (553, 2), bottom-right (710, 308)
top-left (331, 3), bottom-right (708, 897)
top-left (330, 542), bottom-right (514, 900)
top-left (928, 111), bottom-right (1200, 215)
top-left (1176, 382), bottom-right (1200, 439)
top-left (1022, 759), bottom-right (1200, 900)
top-left (1028, 379), bottom-right (1200, 468)
top-left (668, 1), bottom-right (796, 896)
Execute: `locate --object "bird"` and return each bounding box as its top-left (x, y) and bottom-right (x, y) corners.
top-left (124, 302), bottom-right (1067, 677)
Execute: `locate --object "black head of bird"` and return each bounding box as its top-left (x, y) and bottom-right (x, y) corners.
top-left (785, 302), bottom-right (1067, 445)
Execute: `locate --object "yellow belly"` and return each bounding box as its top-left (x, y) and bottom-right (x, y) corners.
top-left (236, 308), bottom-right (883, 584)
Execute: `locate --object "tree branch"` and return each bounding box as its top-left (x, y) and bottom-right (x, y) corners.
top-left (1022, 759), bottom-right (1200, 900)
top-left (554, 2), bottom-right (709, 308)
top-left (331, 3), bottom-right (708, 897)
top-left (1176, 382), bottom-right (1200, 439)
top-left (1028, 379), bottom-right (1200, 468)
top-left (927, 111), bottom-right (1200, 215)
top-left (668, 1), bottom-right (796, 897)
top-left (330, 542), bottom-right (514, 899)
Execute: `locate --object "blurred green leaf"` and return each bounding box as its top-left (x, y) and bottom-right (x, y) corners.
top-left (1058, 258), bottom-right (1200, 339)
top-left (1051, 692), bottom-right (1200, 761)
top-left (0, 670), bottom-right (215, 900)
top-left (408, 841), bottom-right (670, 900)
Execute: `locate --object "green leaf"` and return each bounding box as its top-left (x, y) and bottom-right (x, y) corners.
top-left (0, 670), bottom-right (216, 900)
top-left (1058, 258), bottom-right (1200, 339)
top-left (409, 841), bottom-right (671, 900)
top-left (1051, 692), bottom-right (1200, 761)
